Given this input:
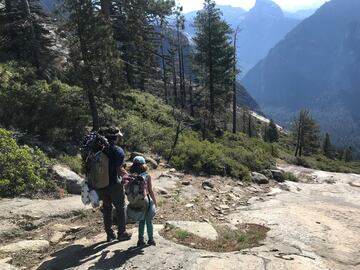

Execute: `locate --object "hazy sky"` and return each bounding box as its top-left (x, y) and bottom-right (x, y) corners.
top-left (178, 0), bottom-right (329, 13)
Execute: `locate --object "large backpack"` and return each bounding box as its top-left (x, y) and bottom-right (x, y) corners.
top-left (81, 132), bottom-right (110, 190)
top-left (125, 173), bottom-right (149, 211)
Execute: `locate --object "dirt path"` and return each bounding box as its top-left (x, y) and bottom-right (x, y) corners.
top-left (1, 165), bottom-right (360, 269)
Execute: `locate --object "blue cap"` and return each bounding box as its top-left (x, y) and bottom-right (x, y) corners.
top-left (133, 156), bottom-right (146, 164)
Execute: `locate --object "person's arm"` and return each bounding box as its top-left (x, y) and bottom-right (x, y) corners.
top-left (114, 146), bottom-right (128, 179)
top-left (147, 175), bottom-right (157, 207)
top-left (117, 166), bottom-right (128, 177)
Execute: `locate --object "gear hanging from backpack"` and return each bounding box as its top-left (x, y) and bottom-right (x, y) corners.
top-left (81, 131), bottom-right (110, 190)
top-left (81, 181), bottom-right (100, 208)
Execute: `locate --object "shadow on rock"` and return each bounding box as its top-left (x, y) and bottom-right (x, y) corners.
top-left (90, 246), bottom-right (147, 269)
top-left (37, 241), bottom-right (146, 270)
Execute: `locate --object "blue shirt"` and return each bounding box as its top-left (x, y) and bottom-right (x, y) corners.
top-left (107, 144), bottom-right (125, 185)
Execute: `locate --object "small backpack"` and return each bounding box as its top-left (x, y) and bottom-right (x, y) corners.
top-left (81, 132), bottom-right (110, 190)
top-left (125, 173), bottom-right (149, 211)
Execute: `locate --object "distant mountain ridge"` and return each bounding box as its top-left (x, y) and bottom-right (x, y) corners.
top-left (184, 0), bottom-right (300, 76)
top-left (243, 0), bottom-right (360, 157)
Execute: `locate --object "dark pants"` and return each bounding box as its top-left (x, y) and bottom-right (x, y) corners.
top-left (97, 183), bottom-right (126, 236)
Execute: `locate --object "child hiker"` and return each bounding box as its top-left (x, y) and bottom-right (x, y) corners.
top-left (126, 156), bottom-right (157, 247)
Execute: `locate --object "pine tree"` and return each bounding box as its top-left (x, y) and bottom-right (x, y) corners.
top-left (111, 0), bottom-right (174, 90)
top-left (62, 0), bottom-right (125, 130)
top-left (0, 0), bottom-right (57, 78)
top-left (265, 119), bottom-right (279, 143)
top-left (322, 133), bottom-right (332, 158)
top-left (344, 146), bottom-right (353, 162)
top-left (232, 26), bottom-right (240, 134)
top-left (193, 0), bottom-right (234, 130)
top-left (292, 110), bottom-right (320, 157)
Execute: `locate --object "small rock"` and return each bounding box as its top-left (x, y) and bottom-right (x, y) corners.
top-left (156, 187), bottom-right (169, 195)
top-left (202, 218), bottom-right (210, 223)
top-left (350, 181), bottom-right (360, 188)
top-left (52, 223), bottom-right (69, 232)
top-left (52, 224), bottom-right (85, 233)
top-left (181, 181), bottom-right (191, 186)
top-left (206, 194), bottom-right (215, 201)
top-left (220, 204), bottom-right (230, 210)
top-left (64, 234), bottom-right (76, 241)
top-left (227, 193), bottom-right (240, 201)
top-left (271, 170), bottom-right (285, 182)
top-left (50, 231), bottom-right (65, 244)
top-left (202, 180), bottom-right (214, 190)
top-left (190, 242), bottom-right (196, 246)
top-left (173, 172), bottom-right (185, 178)
top-left (185, 203), bottom-right (194, 208)
top-left (70, 226), bottom-right (85, 232)
top-left (58, 241), bottom-right (71, 245)
top-left (0, 240), bottom-right (50, 253)
top-left (251, 172), bottom-right (269, 185)
top-left (214, 206), bottom-right (221, 211)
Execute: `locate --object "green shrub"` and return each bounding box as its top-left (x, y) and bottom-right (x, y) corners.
top-left (0, 128), bottom-right (53, 197)
top-left (171, 133), bottom-right (259, 180)
top-left (283, 172), bottom-right (298, 182)
top-left (0, 62), bottom-right (89, 145)
top-left (175, 229), bottom-right (192, 240)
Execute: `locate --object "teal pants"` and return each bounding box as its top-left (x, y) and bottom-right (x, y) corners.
top-left (138, 201), bottom-right (155, 241)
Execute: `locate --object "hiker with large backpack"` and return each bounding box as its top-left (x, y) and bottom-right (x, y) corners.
top-left (82, 127), bottom-right (132, 242)
top-left (124, 156), bottom-right (157, 247)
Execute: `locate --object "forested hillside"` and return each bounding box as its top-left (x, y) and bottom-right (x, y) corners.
top-left (0, 0), bottom-right (359, 197)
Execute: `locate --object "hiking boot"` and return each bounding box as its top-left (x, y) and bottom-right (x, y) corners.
top-left (118, 231), bottom-right (132, 241)
top-left (106, 232), bottom-right (116, 242)
top-left (147, 239), bottom-right (156, 246)
top-left (137, 239), bottom-right (146, 247)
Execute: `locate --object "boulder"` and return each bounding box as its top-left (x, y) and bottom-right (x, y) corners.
top-left (52, 165), bottom-right (83, 194)
top-left (251, 172), bottom-right (269, 185)
top-left (261, 169), bottom-right (273, 179)
top-left (166, 221), bottom-right (218, 240)
top-left (271, 170), bottom-right (285, 182)
top-left (202, 180), bottom-right (214, 190)
top-left (0, 240), bottom-right (49, 253)
top-left (130, 152), bottom-right (158, 169)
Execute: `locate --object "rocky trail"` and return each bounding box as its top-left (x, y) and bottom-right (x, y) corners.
top-left (1, 163), bottom-right (360, 270)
